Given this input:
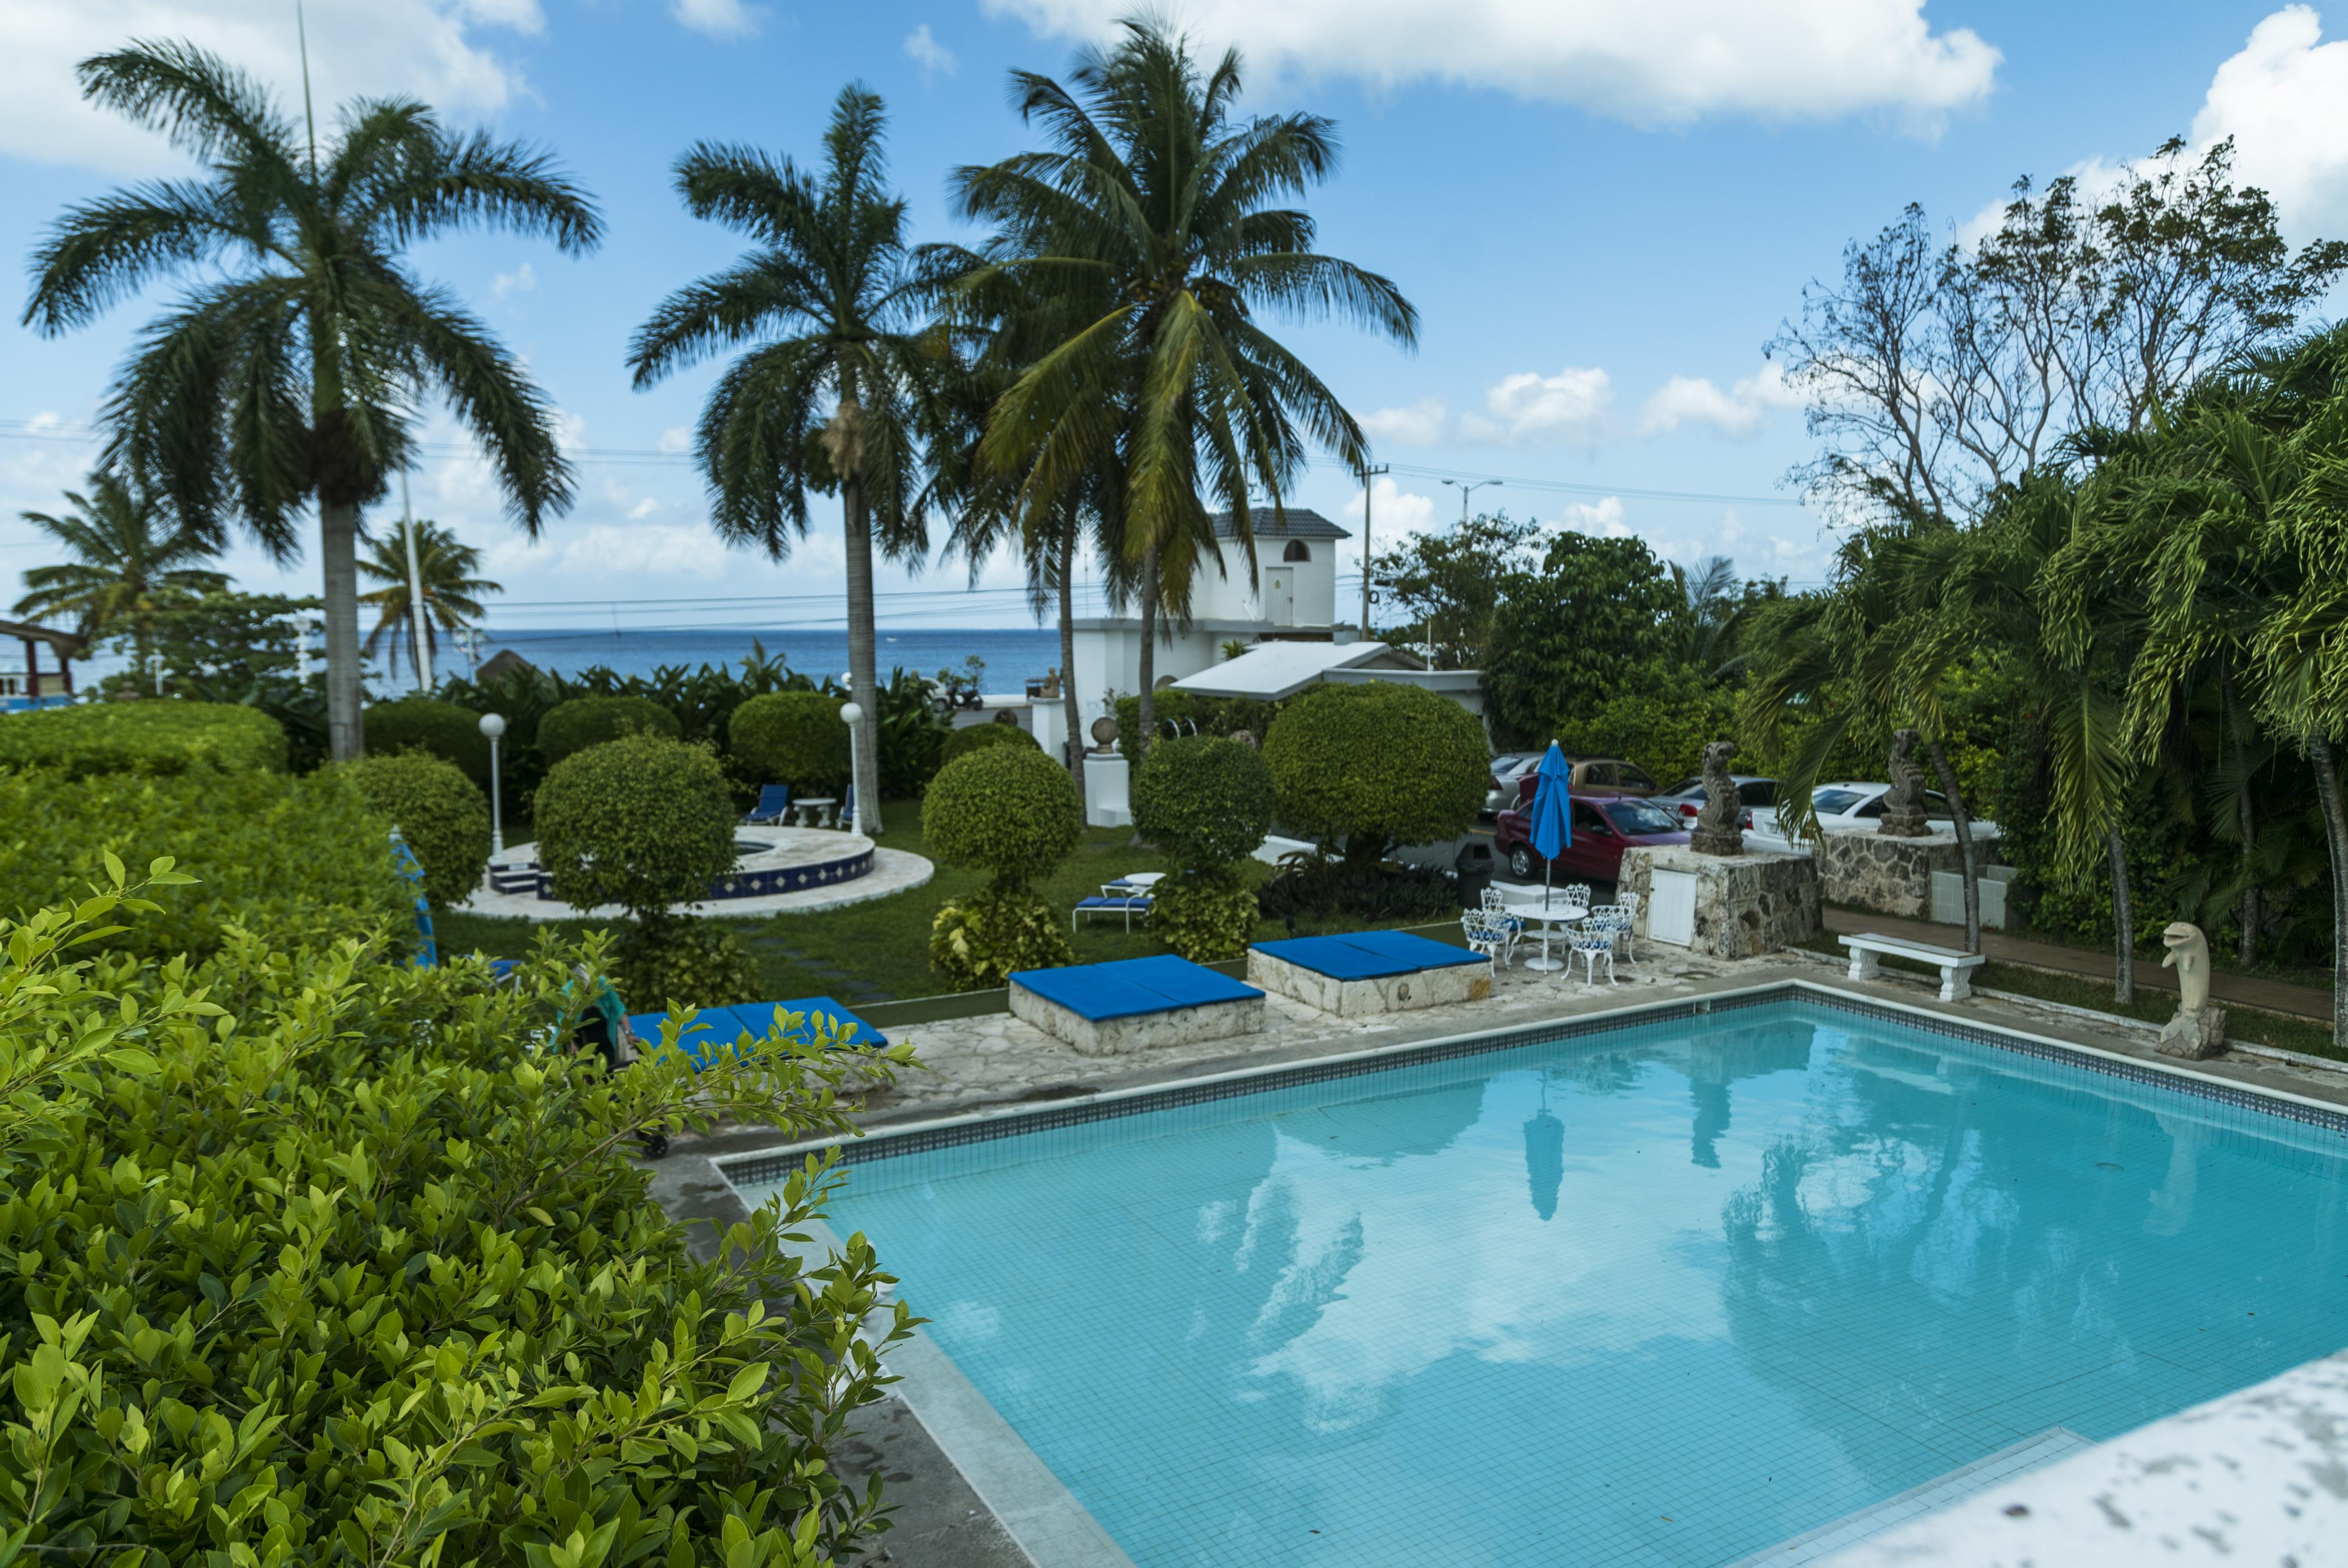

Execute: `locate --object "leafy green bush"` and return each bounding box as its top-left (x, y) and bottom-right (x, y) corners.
top-left (922, 744), bottom-right (1083, 895)
top-left (728, 691), bottom-right (849, 795)
top-left (538, 694), bottom-right (682, 765)
top-left (1264, 682), bottom-right (1488, 861)
top-left (341, 751), bottom-right (491, 909)
top-left (940, 720), bottom-right (1040, 766)
top-left (1151, 868), bottom-right (1259, 961)
top-left (1483, 532), bottom-right (1685, 746)
top-left (534, 733), bottom-right (739, 919)
top-left (929, 890), bottom-right (1074, 991)
top-left (1113, 691), bottom-right (1282, 763)
top-left (0, 870), bottom-right (916, 1566)
top-left (1132, 735), bottom-right (1274, 871)
top-left (875, 667), bottom-right (952, 798)
top-left (0, 700), bottom-right (287, 777)
top-left (611, 915), bottom-right (762, 1010)
top-left (0, 767), bottom-right (406, 960)
top-left (1553, 670), bottom-right (1740, 787)
top-left (362, 694), bottom-right (493, 787)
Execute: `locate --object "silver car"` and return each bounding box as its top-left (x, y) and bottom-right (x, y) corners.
top-left (1652, 774), bottom-right (1777, 830)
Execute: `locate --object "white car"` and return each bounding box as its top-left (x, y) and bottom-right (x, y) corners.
top-left (1753, 781), bottom-right (1999, 841)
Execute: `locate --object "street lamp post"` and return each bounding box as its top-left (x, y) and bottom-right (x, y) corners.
top-left (838, 697), bottom-right (864, 835)
top-left (1441, 476), bottom-right (1502, 523)
top-left (478, 712), bottom-right (507, 859)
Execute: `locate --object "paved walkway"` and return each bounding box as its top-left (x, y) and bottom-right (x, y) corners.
top-left (1818, 907), bottom-right (2335, 1024)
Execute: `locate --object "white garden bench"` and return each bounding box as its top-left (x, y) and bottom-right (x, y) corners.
top-left (1839, 932), bottom-right (1987, 1002)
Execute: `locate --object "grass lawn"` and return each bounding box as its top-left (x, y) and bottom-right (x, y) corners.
top-left (1791, 931), bottom-right (2343, 1063)
top-left (434, 800), bottom-right (1457, 1005)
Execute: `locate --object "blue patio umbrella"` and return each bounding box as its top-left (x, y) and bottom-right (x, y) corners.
top-left (1528, 742), bottom-right (1573, 901)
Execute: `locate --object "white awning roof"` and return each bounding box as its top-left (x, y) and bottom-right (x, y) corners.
top-left (1171, 640), bottom-right (1424, 701)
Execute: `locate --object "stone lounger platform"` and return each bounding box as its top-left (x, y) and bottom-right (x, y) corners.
top-left (1246, 930), bottom-right (1492, 1016)
top-left (1008, 955), bottom-right (1265, 1058)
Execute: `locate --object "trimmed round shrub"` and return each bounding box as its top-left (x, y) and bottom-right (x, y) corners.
top-left (728, 691), bottom-right (849, 795)
top-left (940, 720), bottom-right (1041, 767)
top-left (0, 701), bottom-right (288, 777)
top-left (537, 695), bottom-right (682, 767)
top-left (363, 696), bottom-right (491, 787)
top-left (1264, 681), bottom-right (1490, 862)
top-left (1151, 868), bottom-right (1259, 962)
top-left (533, 732), bottom-right (737, 919)
top-left (611, 915), bottom-right (759, 1009)
top-left (929, 890), bottom-right (1074, 991)
top-left (1131, 735), bottom-right (1274, 871)
top-left (342, 751), bottom-right (491, 909)
top-left (922, 743), bottom-right (1083, 894)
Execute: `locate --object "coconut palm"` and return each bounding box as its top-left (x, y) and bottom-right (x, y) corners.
top-left (358, 519), bottom-right (500, 689)
top-left (950, 19), bottom-right (1417, 752)
top-left (23, 41), bottom-right (601, 760)
top-left (627, 86), bottom-right (947, 837)
top-left (13, 469), bottom-right (227, 662)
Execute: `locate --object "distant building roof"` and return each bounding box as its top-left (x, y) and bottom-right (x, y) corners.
top-left (476, 648), bottom-right (536, 684)
top-left (1171, 640), bottom-right (1424, 701)
top-left (1208, 508), bottom-right (1350, 541)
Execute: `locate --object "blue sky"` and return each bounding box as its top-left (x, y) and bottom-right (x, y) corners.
top-left (5, 0), bottom-right (2348, 642)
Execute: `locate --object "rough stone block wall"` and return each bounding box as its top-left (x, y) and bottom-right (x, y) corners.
top-left (1817, 828), bottom-right (1997, 919)
top-left (1621, 846), bottom-right (1822, 960)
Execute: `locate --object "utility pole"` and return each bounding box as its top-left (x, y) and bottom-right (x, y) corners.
top-left (1358, 461), bottom-right (1387, 636)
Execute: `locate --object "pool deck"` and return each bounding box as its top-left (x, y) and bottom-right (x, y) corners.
top-left (641, 948), bottom-right (2348, 1568)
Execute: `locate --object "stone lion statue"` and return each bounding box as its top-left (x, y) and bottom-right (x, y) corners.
top-left (1878, 728), bottom-right (1931, 837)
top-left (1689, 739), bottom-right (1743, 856)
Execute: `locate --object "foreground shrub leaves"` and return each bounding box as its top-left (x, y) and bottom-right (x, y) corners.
top-left (0, 864), bottom-right (920, 1566)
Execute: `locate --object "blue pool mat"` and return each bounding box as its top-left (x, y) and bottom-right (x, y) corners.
top-left (1010, 954), bottom-right (1263, 1021)
top-left (1252, 929), bottom-right (1487, 979)
top-left (628, 995), bottom-right (887, 1066)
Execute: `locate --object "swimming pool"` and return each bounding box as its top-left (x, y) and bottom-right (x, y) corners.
top-left (747, 992), bottom-right (2348, 1567)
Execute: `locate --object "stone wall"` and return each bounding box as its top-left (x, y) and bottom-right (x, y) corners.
top-left (1620, 846), bottom-right (1821, 960)
top-left (1817, 828), bottom-right (2000, 920)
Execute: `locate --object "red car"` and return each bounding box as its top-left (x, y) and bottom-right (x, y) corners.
top-left (1493, 792), bottom-right (1691, 882)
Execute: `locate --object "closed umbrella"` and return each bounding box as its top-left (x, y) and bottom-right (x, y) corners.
top-left (1523, 1069), bottom-right (1564, 1221)
top-left (1524, 742), bottom-right (1574, 970)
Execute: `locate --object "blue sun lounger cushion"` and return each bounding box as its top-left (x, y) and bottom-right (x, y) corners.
top-left (1009, 953), bottom-right (1262, 1022)
top-left (627, 995), bottom-right (887, 1070)
top-left (1251, 930), bottom-right (1488, 980)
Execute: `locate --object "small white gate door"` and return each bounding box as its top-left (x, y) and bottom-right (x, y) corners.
top-left (1648, 869), bottom-right (1698, 946)
top-left (1263, 567), bottom-right (1295, 626)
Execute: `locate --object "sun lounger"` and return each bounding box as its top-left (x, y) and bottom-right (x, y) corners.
top-left (743, 783), bottom-right (792, 825)
top-left (625, 994), bottom-right (887, 1069)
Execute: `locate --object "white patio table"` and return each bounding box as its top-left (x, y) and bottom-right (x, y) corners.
top-left (1492, 888), bottom-right (1587, 973)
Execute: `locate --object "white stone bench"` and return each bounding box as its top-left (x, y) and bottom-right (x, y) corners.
top-left (1840, 932), bottom-right (1987, 1001)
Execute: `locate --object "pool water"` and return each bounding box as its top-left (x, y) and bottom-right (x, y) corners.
top-left (800, 1001), bottom-right (2348, 1567)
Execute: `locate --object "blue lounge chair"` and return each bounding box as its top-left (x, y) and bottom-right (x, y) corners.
top-left (744, 784), bottom-right (792, 825)
top-left (625, 994), bottom-right (887, 1070)
top-left (1074, 892), bottom-right (1153, 931)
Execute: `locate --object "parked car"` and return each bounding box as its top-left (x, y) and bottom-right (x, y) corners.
top-left (1502, 755), bottom-right (1666, 809)
top-left (1483, 754), bottom-right (1541, 818)
top-left (1494, 792), bottom-right (1690, 882)
top-left (1652, 773), bottom-right (1777, 830)
top-left (1752, 781), bottom-right (2000, 840)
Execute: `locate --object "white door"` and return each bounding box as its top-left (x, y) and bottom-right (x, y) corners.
top-left (1648, 870), bottom-right (1698, 946)
top-left (1263, 567), bottom-right (1295, 626)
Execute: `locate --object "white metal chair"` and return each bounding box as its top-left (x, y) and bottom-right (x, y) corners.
top-left (1587, 903), bottom-right (1630, 962)
top-left (1569, 928), bottom-right (1617, 987)
top-left (1559, 882), bottom-right (1592, 911)
top-left (1460, 908), bottom-right (1513, 975)
top-left (1479, 886), bottom-right (1526, 943)
top-left (1612, 891), bottom-right (1642, 962)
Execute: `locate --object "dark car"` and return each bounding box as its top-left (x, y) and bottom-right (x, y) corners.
top-left (1504, 755), bottom-right (1665, 810)
top-left (1651, 773), bottom-right (1777, 831)
top-left (1493, 792), bottom-right (1691, 882)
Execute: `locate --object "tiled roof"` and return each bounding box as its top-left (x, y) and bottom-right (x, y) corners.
top-left (1207, 507), bottom-right (1351, 540)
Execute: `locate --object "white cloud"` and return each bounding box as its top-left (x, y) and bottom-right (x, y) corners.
top-left (1461, 366), bottom-right (1613, 446)
top-left (1638, 363), bottom-right (1804, 438)
top-left (0, 0), bottom-right (540, 175)
top-left (490, 262), bottom-right (537, 299)
top-left (655, 425), bottom-right (694, 456)
top-left (1347, 475), bottom-right (1438, 542)
top-left (672, 0), bottom-right (761, 41)
top-left (1556, 496), bottom-right (1630, 537)
top-left (982, 0), bottom-right (1998, 133)
top-left (904, 24), bottom-right (958, 78)
top-left (1362, 398), bottom-right (1450, 446)
top-left (2190, 7), bottom-right (2348, 239)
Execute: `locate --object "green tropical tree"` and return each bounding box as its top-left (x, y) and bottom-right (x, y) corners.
top-left (359, 518), bottom-right (501, 689)
top-left (627, 86), bottom-right (947, 837)
top-left (12, 469), bottom-right (227, 662)
top-left (950, 19), bottom-right (1417, 751)
top-left (23, 41), bottom-right (601, 760)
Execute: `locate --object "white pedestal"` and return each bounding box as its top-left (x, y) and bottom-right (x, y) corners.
top-left (1083, 755), bottom-right (1131, 828)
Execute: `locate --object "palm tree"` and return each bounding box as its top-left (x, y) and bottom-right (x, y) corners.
top-left (24, 41), bottom-right (600, 760)
top-left (358, 519), bottom-right (500, 689)
top-left (13, 469), bottom-right (227, 664)
top-left (627, 87), bottom-right (946, 837)
top-left (950, 20), bottom-right (1417, 752)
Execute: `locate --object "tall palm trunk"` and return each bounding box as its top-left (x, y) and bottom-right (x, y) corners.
top-left (2107, 827), bottom-right (2135, 1004)
top-left (1924, 737), bottom-right (1981, 954)
top-left (841, 476), bottom-right (883, 836)
top-left (1058, 519), bottom-right (1081, 782)
top-left (2307, 732), bottom-right (2348, 1042)
top-left (321, 497), bottom-right (364, 761)
top-left (1134, 540), bottom-right (1160, 756)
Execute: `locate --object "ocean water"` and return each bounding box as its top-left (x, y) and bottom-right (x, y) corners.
top-left (777, 999), bottom-right (2348, 1567)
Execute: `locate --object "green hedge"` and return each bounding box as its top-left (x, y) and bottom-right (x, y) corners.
top-left (1132, 735), bottom-right (1274, 871)
top-left (921, 743), bottom-right (1082, 895)
top-left (538, 694), bottom-right (682, 765)
top-left (341, 751), bottom-right (491, 909)
top-left (940, 720), bottom-right (1040, 765)
top-left (728, 691), bottom-right (849, 795)
top-left (0, 880), bottom-right (915, 1565)
top-left (0, 767), bottom-right (406, 960)
top-left (1264, 681), bottom-right (1488, 862)
top-left (363, 695), bottom-right (493, 787)
top-left (0, 701), bottom-right (287, 777)
top-left (534, 733), bottom-right (738, 920)
top-left (1113, 690), bottom-right (1282, 763)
